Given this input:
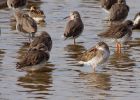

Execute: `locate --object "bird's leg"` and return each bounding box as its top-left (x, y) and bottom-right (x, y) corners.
top-left (116, 42), bottom-right (121, 53)
top-left (92, 64), bottom-right (96, 73)
top-left (74, 38), bottom-right (76, 45)
top-left (29, 33), bottom-right (31, 43)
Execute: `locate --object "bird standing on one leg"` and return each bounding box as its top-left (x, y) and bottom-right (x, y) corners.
top-left (63, 11), bottom-right (84, 45)
top-left (98, 20), bottom-right (133, 53)
top-left (79, 42), bottom-right (110, 72)
top-left (14, 9), bottom-right (37, 42)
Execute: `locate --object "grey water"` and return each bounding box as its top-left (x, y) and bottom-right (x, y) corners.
top-left (0, 0), bottom-right (140, 100)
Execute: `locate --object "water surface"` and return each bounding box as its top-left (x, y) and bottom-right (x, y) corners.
top-left (0, 0), bottom-right (140, 100)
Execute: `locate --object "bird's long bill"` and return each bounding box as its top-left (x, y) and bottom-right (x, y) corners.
top-left (63, 16), bottom-right (70, 20)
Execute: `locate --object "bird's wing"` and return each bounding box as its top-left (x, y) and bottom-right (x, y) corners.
top-left (17, 50), bottom-right (49, 68)
top-left (22, 15), bottom-right (37, 33)
top-left (64, 20), bottom-right (83, 38)
top-left (109, 4), bottom-right (129, 21)
top-left (98, 24), bottom-right (128, 39)
top-left (30, 36), bottom-right (52, 51)
top-left (78, 46), bottom-right (97, 62)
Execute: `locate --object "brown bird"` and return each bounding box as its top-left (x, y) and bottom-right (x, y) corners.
top-left (98, 20), bottom-right (133, 53)
top-left (28, 6), bottom-right (46, 23)
top-left (100, 0), bottom-right (118, 13)
top-left (64, 11), bottom-right (84, 45)
top-left (79, 42), bottom-right (110, 72)
top-left (133, 12), bottom-right (140, 30)
top-left (14, 9), bottom-right (37, 42)
top-left (30, 31), bottom-right (52, 51)
top-left (16, 43), bottom-right (50, 68)
top-left (109, 0), bottom-right (129, 22)
top-left (7, 0), bottom-right (27, 9)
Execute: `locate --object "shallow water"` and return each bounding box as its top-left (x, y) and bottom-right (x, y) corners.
top-left (0, 0), bottom-right (140, 100)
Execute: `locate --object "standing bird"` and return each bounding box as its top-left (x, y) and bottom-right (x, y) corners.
top-left (30, 31), bottom-right (52, 51)
top-left (109, 0), bottom-right (129, 22)
top-left (14, 9), bottom-right (37, 42)
top-left (133, 12), bottom-right (140, 30)
top-left (98, 20), bottom-right (133, 53)
top-left (7, 0), bottom-right (27, 9)
top-left (78, 42), bottom-right (110, 72)
top-left (16, 43), bottom-right (50, 68)
top-left (28, 6), bottom-right (46, 23)
top-left (100, 0), bottom-right (118, 13)
top-left (64, 11), bottom-right (84, 45)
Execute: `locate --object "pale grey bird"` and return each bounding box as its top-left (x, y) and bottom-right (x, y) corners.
top-left (133, 12), bottom-right (140, 30)
top-left (30, 31), bottom-right (52, 51)
top-left (78, 42), bottom-right (110, 72)
top-left (100, 0), bottom-right (118, 13)
top-left (28, 6), bottom-right (46, 23)
top-left (14, 9), bottom-right (37, 42)
top-left (109, 0), bottom-right (129, 22)
top-left (7, 0), bottom-right (27, 9)
top-left (16, 43), bottom-right (50, 68)
top-left (64, 11), bottom-right (84, 45)
top-left (98, 20), bottom-right (133, 53)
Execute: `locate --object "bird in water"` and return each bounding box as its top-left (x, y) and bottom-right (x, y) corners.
top-left (7, 0), bottom-right (27, 9)
top-left (64, 11), bottom-right (84, 45)
top-left (28, 6), bottom-right (46, 23)
top-left (133, 12), bottom-right (140, 30)
top-left (100, 0), bottom-right (118, 13)
top-left (98, 20), bottom-right (133, 53)
top-left (109, 0), bottom-right (129, 23)
top-left (14, 9), bottom-right (37, 42)
top-left (78, 42), bottom-right (110, 72)
top-left (16, 43), bottom-right (50, 69)
top-left (29, 31), bottom-right (52, 52)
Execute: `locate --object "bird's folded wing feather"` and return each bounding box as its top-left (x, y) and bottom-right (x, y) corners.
top-left (98, 24), bottom-right (128, 39)
top-left (78, 47), bottom-right (97, 62)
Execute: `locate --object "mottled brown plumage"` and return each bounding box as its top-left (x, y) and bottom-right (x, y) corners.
top-left (64, 11), bottom-right (84, 44)
top-left (28, 6), bottom-right (46, 23)
top-left (79, 42), bottom-right (110, 62)
top-left (14, 9), bottom-right (37, 40)
top-left (17, 43), bottom-right (50, 68)
top-left (98, 20), bottom-right (133, 39)
top-left (109, 0), bottom-right (129, 22)
top-left (30, 31), bottom-right (52, 51)
top-left (79, 47), bottom-right (97, 62)
top-left (78, 42), bottom-right (110, 72)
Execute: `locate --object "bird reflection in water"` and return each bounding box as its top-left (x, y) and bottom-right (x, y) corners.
top-left (64, 44), bottom-right (86, 66)
top-left (17, 71), bottom-right (53, 98)
top-left (108, 51), bottom-right (135, 72)
top-left (80, 72), bottom-right (111, 90)
top-left (0, 49), bottom-right (5, 66)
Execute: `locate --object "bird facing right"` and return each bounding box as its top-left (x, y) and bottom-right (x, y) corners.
top-left (78, 42), bottom-right (110, 72)
top-left (64, 11), bottom-right (84, 45)
top-left (28, 6), bottom-right (46, 23)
